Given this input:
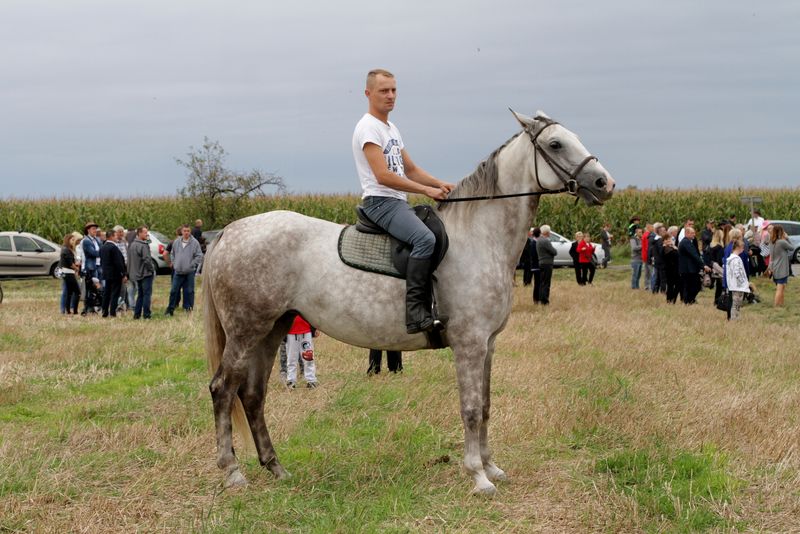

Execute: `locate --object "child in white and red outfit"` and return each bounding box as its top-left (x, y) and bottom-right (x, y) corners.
top-left (286, 314), bottom-right (319, 389)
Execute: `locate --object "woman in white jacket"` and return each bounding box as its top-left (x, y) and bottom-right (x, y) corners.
top-left (725, 239), bottom-right (751, 320)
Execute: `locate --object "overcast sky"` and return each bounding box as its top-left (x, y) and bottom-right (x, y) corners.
top-left (1, 0), bottom-right (798, 198)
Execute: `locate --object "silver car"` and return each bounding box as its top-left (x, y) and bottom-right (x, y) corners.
top-left (147, 230), bottom-right (172, 272)
top-left (767, 220), bottom-right (800, 263)
top-left (0, 231), bottom-right (62, 277)
top-left (546, 230), bottom-right (606, 267)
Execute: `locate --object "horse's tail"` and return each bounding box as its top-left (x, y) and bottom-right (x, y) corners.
top-left (204, 237), bottom-right (255, 452)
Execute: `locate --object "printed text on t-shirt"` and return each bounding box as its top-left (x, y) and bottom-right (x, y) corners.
top-left (383, 139), bottom-right (404, 175)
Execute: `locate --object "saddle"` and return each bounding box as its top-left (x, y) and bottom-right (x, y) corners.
top-left (338, 205), bottom-right (449, 279)
top-left (338, 205), bottom-right (450, 349)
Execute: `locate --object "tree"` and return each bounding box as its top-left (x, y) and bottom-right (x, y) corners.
top-left (177, 137), bottom-right (286, 227)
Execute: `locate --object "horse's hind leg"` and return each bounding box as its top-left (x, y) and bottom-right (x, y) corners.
top-left (453, 339), bottom-right (496, 496)
top-left (209, 337), bottom-right (251, 488)
top-left (480, 337), bottom-right (507, 482)
top-left (238, 315), bottom-right (294, 480)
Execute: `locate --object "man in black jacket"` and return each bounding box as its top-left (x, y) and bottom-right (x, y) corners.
top-left (678, 227), bottom-right (710, 304)
top-left (530, 227), bottom-right (541, 303)
top-left (519, 228), bottom-right (534, 286)
top-left (700, 220), bottom-right (715, 253)
top-left (100, 227), bottom-right (128, 317)
top-left (569, 232), bottom-right (584, 285)
top-left (649, 223), bottom-right (666, 293)
top-left (536, 225), bottom-right (558, 305)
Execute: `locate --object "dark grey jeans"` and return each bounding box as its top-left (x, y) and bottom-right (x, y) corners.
top-left (361, 196), bottom-right (435, 259)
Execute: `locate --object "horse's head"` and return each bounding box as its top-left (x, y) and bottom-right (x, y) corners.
top-left (510, 109), bottom-right (615, 206)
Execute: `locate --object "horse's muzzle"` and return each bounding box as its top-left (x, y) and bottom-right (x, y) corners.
top-left (579, 170), bottom-right (615, 206)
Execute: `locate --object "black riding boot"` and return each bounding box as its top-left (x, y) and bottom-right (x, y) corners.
top-left (405, 256), bottom-right (434, 334)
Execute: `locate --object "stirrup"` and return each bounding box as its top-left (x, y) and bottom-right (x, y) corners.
top-left (429, 274), bottom-right (447, 332)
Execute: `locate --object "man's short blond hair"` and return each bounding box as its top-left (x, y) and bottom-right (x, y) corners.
top-left (366, 69), bottom-right (394, 89)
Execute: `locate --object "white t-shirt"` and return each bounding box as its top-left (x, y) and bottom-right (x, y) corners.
top-left (352, 113), bottom-right (407, 200)
top-left (745, 216), bottom-right (764, 230)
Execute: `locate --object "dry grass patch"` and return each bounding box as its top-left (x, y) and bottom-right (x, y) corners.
top-left (1, 269), bottom-right (799, 532)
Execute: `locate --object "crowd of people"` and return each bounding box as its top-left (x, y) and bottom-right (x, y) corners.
top-left (58, 219), bottom-right (335, 390)
top-left (626, 210), bottom-right (792, 320)
top-left (520, 225), bottom-right (605, 305)
top-left (58, 220), bottom-right (205, 318)
top-left (518, 209), bottom-right (792, 321)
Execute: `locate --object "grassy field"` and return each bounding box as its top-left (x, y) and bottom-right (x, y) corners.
top-left (1, 266), bottom-right (798, 533)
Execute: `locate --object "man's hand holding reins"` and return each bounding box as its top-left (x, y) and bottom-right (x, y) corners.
top-left (425, 186), bottom-right (449, 201)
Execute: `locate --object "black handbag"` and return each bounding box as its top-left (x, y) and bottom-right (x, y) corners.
top-left (716, 291), bottom-right (730, 311)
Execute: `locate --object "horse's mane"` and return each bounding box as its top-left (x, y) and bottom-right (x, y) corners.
top-left (438, 132), bottom-right (522, 211)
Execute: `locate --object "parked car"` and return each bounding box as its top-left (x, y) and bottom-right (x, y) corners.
top-left (0, 231), bottom-right (61, 277)
top-left (547, 230), bottom-right (606, 267)
top-left (147, 230), bottom-right (172, 273)
top-left (202, 229), bottom-right (222, 244)
top-left (201, 229), bottom-right (222, 255)
top-left (516, 230), bottom-right (605, 269)
top-left (767, 220), bottom-right (800, 263)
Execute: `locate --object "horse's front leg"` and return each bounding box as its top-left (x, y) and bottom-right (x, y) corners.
top-left (453, 342), bottom-right (496, 496)
top-left (480, 337), bottom-right (507, 483)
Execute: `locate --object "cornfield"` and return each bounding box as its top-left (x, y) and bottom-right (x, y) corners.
top-left (1, 188), bottom-right (798, 243)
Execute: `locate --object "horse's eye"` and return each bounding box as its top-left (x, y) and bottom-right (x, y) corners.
top-left (549, 140), bottom-right (562, 150)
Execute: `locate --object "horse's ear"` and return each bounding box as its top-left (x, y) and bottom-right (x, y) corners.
top-left (534, 110), bottom-right (551, 121)
top-left (509, 108), bottom-right (535, 128)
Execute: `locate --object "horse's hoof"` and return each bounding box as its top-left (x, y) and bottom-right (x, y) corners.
top-left (472, 481), bottom-right (497, 497)
top-left (266, 458), bottom-right (292, 480)
top-left (272, 466), bottom-right (292, 480)
top-left (224, 469), bottom-right (248, 489)
top-left (486, 466), bottom-right (507, 482)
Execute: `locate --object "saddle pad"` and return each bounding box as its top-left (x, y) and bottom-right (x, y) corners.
top-left (338, 225), bottom-right (403, 279)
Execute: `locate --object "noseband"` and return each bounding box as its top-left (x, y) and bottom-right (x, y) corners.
top-left (527, 119), bottom-right (598, 197)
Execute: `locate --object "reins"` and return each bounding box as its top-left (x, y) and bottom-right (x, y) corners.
top-left (439, 119), bottom-right (597, 204)
top-left (438, 189), bottom-right (568, 203)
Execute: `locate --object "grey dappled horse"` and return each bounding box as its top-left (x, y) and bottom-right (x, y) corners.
top-left (205, 111), bottom-right (615, 496)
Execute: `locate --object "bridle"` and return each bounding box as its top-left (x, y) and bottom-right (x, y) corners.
top-left (528, 119), bottom-right (597, 198)
top-left (439, 119), bottom-right (599, 204)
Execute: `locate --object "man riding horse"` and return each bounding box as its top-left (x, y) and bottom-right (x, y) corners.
top-left (352, 69), bottom-right (456, 334)
top-left (205, 76), bottom-right (615, 493)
